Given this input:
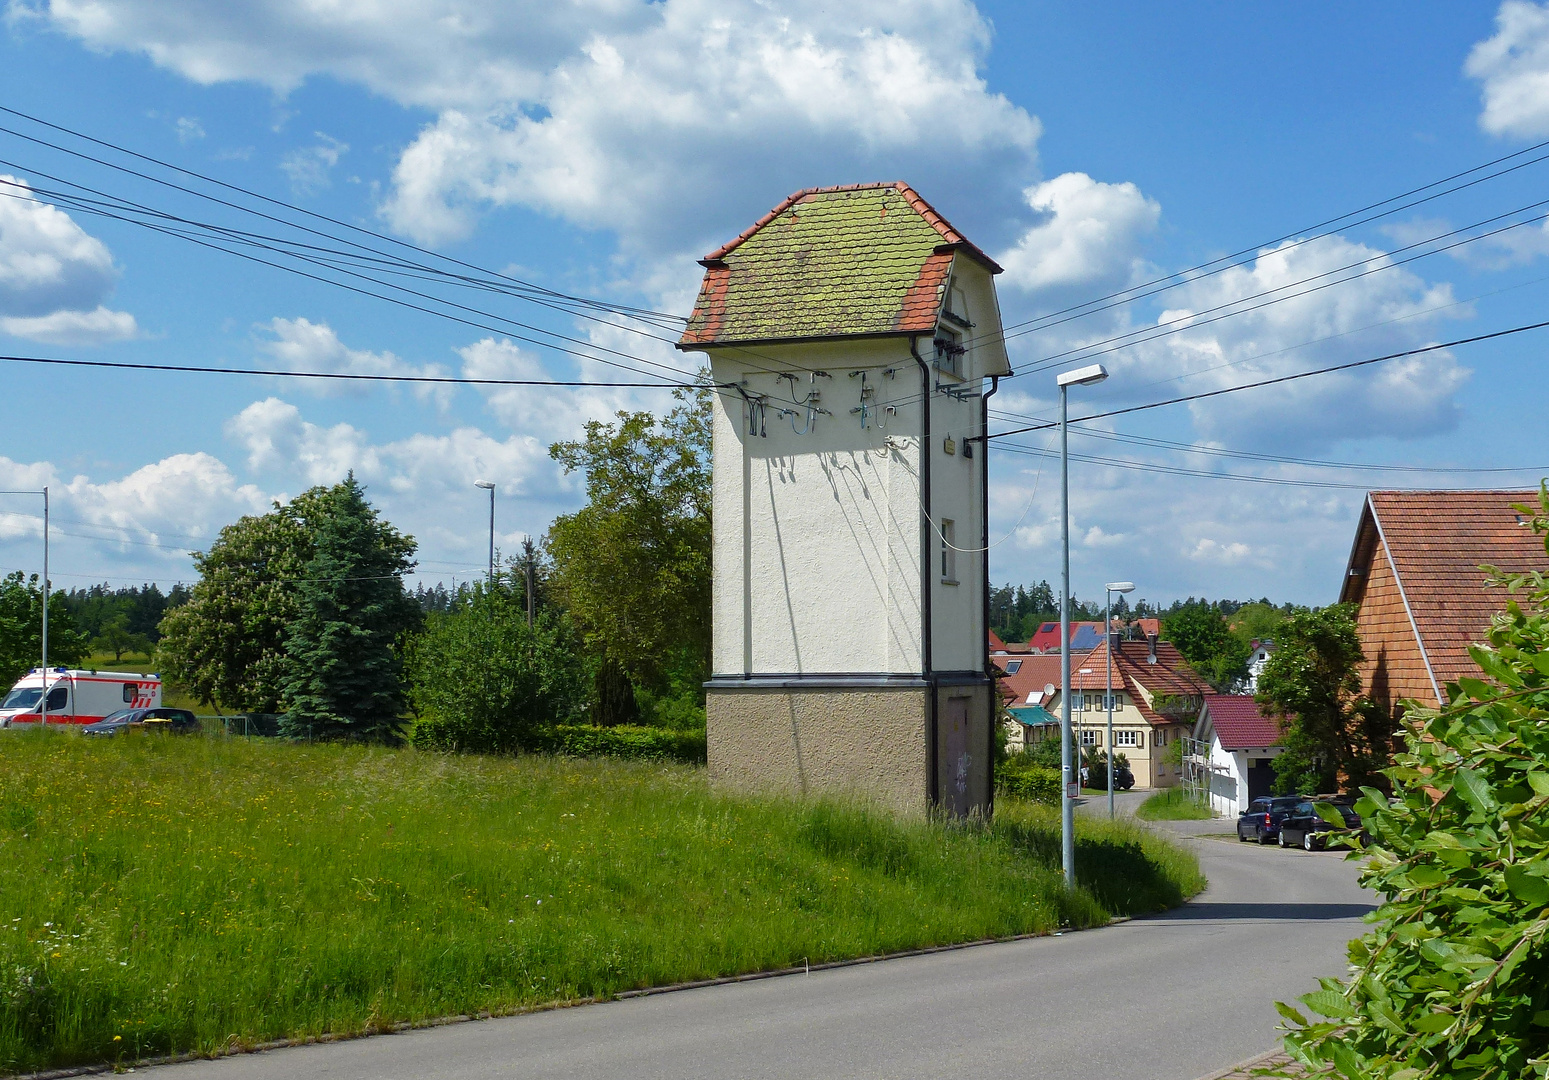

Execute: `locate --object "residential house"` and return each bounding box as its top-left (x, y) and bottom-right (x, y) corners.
top-left (991, 649), bottom-right (1064, 752)
top-left (1065, 634), bottom-right (1207, 789)
top-left (680, 182), bottom-right (1011, 817)
top-left (1339, 490), bottom-right (1549, 714)
top-left (1244, 639), bottom-right (1275, 693)
top-left (1194, 694), bottom-right (1284, 817)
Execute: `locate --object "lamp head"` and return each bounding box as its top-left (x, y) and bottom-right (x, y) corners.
top-left (1105, 581), bottom-right (1135, 593)
top-left (474, 480), bottom-right (496, 490)
top-left (1056, 363), bottom-right (1108, 388)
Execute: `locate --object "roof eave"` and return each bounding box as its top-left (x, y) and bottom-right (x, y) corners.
top-left (678, 328), bottom-right (934, 353)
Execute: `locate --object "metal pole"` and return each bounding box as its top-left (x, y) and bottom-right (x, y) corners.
top-left (487, 484), bottom-right (495, 585)
top-left (524, 540), bottom-right (535, 628)
top-left (1107, 588), bottom-right (1114, 819)
top-left (1059, 382), bottom-right (1074, 886)
top-left (40, 486), bottom-right (48, 727)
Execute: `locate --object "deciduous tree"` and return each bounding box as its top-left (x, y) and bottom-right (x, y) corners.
top-left (1255, 604), bottom-right (1391, 794)
top-left (0, 572), bottom-right (86, 686)
top-left (545, 387), bottom-right (711, 694)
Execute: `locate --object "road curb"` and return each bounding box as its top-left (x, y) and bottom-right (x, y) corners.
top-left (1192, 1046), bottom-right (1301, 1079)
top-left (12, 917), bottom-right (1133, 1078)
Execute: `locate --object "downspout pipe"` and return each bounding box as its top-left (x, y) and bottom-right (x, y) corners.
top-left (910, 337), bottom-right (937, 810)
top-left (982, 373), bottom-right (1000, 816)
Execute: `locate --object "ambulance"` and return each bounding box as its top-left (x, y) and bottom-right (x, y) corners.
top-left (0, 668), bottom-right (162, 727)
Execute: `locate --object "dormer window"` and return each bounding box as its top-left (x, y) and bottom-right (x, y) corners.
top-left (943, 284), bottom-right (973, 328)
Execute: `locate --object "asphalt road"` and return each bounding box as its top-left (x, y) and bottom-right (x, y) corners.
top-left (149, 816), bottom-right (1372, 1080)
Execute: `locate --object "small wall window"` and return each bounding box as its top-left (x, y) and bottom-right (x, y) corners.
top-left (940, 520), bottom-right (957, 583)
top-left (933, 328), bottom-right (965, 379)
top-left (1080, 729), bottom-right (1099, 746)
top-left (1114, 729), bottom-right (1140, 748)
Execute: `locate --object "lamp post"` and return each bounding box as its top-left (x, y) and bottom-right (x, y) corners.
top-left (474, 481), bottom-right (495, 585)
top-left (1056, 363), bottom-right (1107, 887)
top-left (1104, 580), bottom-right (1135, 819)
top-left (0, 488), bottom-right (48, 724)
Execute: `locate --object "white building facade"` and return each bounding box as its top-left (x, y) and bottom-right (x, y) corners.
top-left (1194, 694), bottom-right (1285, 817)
top-left (679, 183), bottom-right (1011, 816)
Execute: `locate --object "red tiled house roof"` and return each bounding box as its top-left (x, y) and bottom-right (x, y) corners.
top-left (993, 653), bottom-right (1065, 707)
top-left (988, 629), bottom-right (1009, 654)
top-left (1339, 490), bottom-right (1549, 709)
top-left (678, 182), bottom-right (1004, 349)
top-left (1203, 694), bottom-right (1284, 750)
top-left (1069, 638), bottom-right (1207, 727)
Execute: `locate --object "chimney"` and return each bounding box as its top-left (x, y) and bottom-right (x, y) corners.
top-left (1146, 633), bottom-right (1158, 665)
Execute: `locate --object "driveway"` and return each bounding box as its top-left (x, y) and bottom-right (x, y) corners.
top-left (147, 829), bottom-right (1372, 1080)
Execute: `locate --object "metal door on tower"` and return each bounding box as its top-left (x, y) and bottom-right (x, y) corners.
top-left (943, 697), bottom-right (971, 817)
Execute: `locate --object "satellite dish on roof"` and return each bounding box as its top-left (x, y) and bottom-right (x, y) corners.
top-left (1044, 683), bottom-right (1056, 697)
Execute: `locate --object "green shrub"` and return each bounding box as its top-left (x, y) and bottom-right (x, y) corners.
top-left (407, 589), bottom-right (587, 754)
top-left (525, 724), bottom-right (706, 763)
top-left (1268, 485), bottom-right (1549, 1080)
top-left (997, 759), bottom-right (1060, 805)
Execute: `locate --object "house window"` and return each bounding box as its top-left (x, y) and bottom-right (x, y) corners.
top-left (934, 328), bottom-right (965, 379)
top-left (1099, 692), bottom-right (1122, 711)
top-left (1069, 692), bottom-right (1084, 711)
top-left (1005, 660), bottom-right (1022, 674)
top-left (1114, 729), bottom-right (1140, 748)
top-left (940, 520), bottom-right (957, 583)
top-left (1080, 729), bottom-right (1099, 746)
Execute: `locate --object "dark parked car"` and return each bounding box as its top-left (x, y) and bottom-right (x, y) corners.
top-left (1236, 796), bottom-right (1303, 844)
top-left (1278, 799), bottom-right (1364, 851)
top-left (80, 708), bottom-right (199, 737)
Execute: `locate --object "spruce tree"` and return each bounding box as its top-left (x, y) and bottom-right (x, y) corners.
top-left (279, 475), bottom-right (419, 742)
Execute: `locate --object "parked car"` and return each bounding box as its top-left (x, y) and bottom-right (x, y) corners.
top-left (1278, 799), bottom-right (1364, 851)
top-left (80, 708), bottom-right (199, 737)
top-left (1236, 796), bottom-right (1303, 844)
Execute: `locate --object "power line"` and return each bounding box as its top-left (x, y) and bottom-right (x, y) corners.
top-left (964, 135), bottom-right (1549, 353)
top-left (1007, 199), bottom-right (1549, 381)
top-left (984, 316), bottom-right (1549, 441)
top-left (0, 351), bottom-right (697, 389)
top-left (0, 106), bottom-right (685, 325)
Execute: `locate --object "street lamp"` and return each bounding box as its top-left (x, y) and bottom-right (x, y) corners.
top-left (0, 488), bottom-right (48, 724)
top-left (1104, 580), bottom-right (1135, 819)
top-left (474, 481), bottom-right (495, 585)
top-left (1056, 362), bottom-right (1107, 887)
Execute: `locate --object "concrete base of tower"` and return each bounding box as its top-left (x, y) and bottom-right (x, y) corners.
top-left (704, 674), bottom-right (993, 817)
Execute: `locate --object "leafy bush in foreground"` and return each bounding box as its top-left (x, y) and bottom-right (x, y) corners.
top-left (1269, 489), bottom-right (1549, 1080)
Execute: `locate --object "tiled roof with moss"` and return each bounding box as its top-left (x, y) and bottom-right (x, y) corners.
top-left (679, 182), bottom-right (1000, 349)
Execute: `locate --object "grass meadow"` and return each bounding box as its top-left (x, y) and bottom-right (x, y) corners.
top-left (0, 731), bottom-right (1202, 1074)
top-left (1135, 787), bottom-right (1215, 821)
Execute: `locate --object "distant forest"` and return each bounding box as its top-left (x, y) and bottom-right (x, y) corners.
top-left (989, 580), bottom-right (1301, 643)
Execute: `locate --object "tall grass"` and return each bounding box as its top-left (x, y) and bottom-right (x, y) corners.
top-left (1135, 787), bottom-right (1214, 821)
top-left (0, 731), bottom-right (1201, 1074)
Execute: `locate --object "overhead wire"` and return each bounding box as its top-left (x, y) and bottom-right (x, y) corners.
top-left (956, 135), bottom-right (1549, 353)
top-left (985, 315), bottom-right (1549, 441)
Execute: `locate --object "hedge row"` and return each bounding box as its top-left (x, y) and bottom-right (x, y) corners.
top-left (523, 724), bottom-right (707, 764)
top-left (996, 762), bottom-right (1060, 805)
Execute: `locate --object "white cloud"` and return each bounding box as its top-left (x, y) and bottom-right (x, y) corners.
top-left (0, 450), bottom-right (267, 579)
top-left (175, 116), bottom-right (205, 143)
top-left (1095, 235), bottom-right (1467, 449)
top-left (20, 0), bottom-right (1043, 251)
top-left (279, 133), bottom-right (348, 196)
top-left (223, 397), bottom-right (566, 573)
top-left (0, 175), bottom-right (139, 344)
top-left (0, 305), bottom-right (138, 345)
top-left (256, 316), bottom-right (451, 407)
top-left (1467, 1), bottom-right (1549, 138)
top-left (996, 173), bottom-right (1160, 296)
top-left (457, 335), bottom-right (668, 440)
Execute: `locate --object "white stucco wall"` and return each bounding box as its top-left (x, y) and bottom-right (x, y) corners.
top-left (700, 254), bottom-right (1001, 678)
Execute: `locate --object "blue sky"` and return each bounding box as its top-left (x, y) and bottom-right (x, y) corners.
top-left (2, 0), bottom-right (1548, 609)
